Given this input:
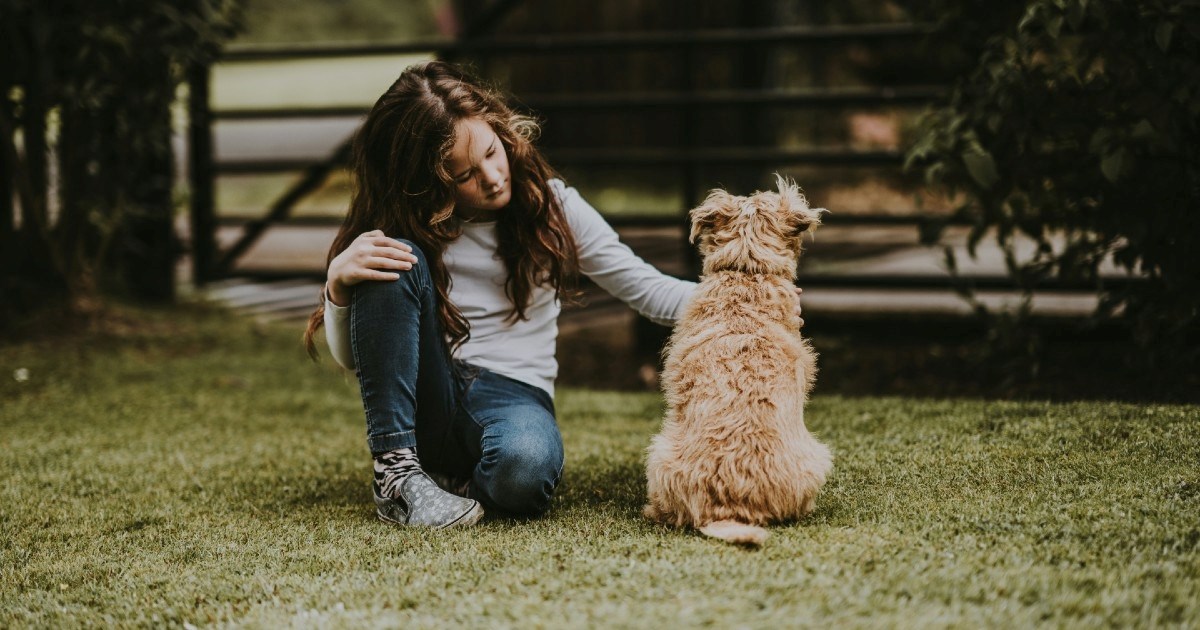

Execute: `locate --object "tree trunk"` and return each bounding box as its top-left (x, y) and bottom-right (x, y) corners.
top-left (5, 3), bottom-right (69, 319)
top-left (114, 53), bottom-right (176, 301)
top-left (0, 85), bottom-right (13, 281)
top-left (56, 101), bottom-right (99, 297)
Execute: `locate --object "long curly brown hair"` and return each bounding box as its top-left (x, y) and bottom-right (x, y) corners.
top-left (303, 61), bottom-right (578, 358)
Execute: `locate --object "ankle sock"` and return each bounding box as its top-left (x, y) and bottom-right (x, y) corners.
top-left (373, 447), bottom-right (422, 497)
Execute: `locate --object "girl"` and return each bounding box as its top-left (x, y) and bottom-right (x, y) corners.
top-left (303, 61), bottom-right (799, 529)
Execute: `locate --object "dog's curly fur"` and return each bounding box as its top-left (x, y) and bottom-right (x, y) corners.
top-left (644, 176), bottom-right (833, 546)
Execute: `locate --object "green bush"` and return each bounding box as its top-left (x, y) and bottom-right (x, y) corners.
top-left (903, 0), bottom-right (1200, 367)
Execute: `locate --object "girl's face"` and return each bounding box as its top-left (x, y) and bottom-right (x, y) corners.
top-left (447, 117), bottom-right (511, 218)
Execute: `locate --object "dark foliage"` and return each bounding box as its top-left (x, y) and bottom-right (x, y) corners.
top-left (901, 0), bottom-right (1200, 369)
top-left (0, 0), bottom-right (241, 326)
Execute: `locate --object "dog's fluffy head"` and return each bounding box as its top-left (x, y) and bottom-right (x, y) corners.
top-left (689, 175), bottom-right (825, 278)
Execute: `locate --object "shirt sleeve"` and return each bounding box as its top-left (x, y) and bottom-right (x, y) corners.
top-left (554, 179), bottom-right (697, 326)
top-left (324, 297), bottom-right (356, 370)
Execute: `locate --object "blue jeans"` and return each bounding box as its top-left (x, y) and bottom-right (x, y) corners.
top-left (349, 240), bottom-right (563, 516)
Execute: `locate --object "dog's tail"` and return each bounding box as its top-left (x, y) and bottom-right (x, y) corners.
top-left (699, 520), bottom-right (769, 547)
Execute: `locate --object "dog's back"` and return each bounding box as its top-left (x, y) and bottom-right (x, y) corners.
top-left (663, 272), bottom-right (816, 404)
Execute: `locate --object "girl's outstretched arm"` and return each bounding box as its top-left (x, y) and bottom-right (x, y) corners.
top-left (554, 180), bottom-right (697, 325)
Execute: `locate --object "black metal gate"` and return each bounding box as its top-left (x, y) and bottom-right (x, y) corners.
top-left (186, 5), bottom-right (960, 286)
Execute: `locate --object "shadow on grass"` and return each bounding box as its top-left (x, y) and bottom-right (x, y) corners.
top-left (556, 458), bottom-right (646, 515)
top-left (232, 455), bottom-right (652, 526)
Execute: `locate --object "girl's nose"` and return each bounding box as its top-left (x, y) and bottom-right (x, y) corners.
top-left (480, 165), bottom-right (503, 189)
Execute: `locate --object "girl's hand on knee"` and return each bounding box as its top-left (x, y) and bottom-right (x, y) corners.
top-left (326, 230), bottom-right (419, 306)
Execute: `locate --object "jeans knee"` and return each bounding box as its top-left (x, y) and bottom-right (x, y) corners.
top-left (480, 434), bottom-right (563, 516)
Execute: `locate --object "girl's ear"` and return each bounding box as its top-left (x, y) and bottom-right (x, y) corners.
top-left (689, 189), bottom-right (735, 244)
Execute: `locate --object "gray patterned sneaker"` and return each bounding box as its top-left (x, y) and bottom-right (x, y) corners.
top-left (373, 471), bottom-right (484, 528)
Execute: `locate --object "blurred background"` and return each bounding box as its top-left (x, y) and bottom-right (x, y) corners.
top-left (2, 0), bottom-right (1197, 399)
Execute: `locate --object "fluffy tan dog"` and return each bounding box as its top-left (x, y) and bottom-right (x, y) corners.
top-left (644, 176), bottom-right (833, 546)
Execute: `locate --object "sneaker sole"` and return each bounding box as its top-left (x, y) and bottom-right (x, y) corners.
top-left (375, 500), bottom-right (485, 529)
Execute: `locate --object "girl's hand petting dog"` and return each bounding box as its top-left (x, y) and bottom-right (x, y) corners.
top-left (326, 230), bottom-right (419, 307)
top-left (794, 286), bottom-right (805, 328)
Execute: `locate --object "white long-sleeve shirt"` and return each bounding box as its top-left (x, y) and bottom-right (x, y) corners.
top-left (324, 179), bottom-right (696, 396)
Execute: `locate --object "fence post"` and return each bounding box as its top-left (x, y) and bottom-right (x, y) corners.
top-left (189, 62), bottom-right (216, 286)
top-left (677, 0), bottom-right (701, 279)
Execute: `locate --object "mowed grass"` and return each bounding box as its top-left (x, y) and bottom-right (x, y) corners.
top-left (1, 305), bottom-right (1198, 628)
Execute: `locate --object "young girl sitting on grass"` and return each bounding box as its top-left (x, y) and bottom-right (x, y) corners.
top-left (303, 60), bottom-right (800, 529)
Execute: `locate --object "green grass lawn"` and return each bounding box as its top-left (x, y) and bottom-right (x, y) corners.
top-left (1, 304), bottom-right (1197, 627)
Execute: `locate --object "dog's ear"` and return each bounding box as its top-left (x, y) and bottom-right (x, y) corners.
top-left (775, 174), bottom-right (824, 235)
top-left (689, 189), bottom-right (736, 244)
